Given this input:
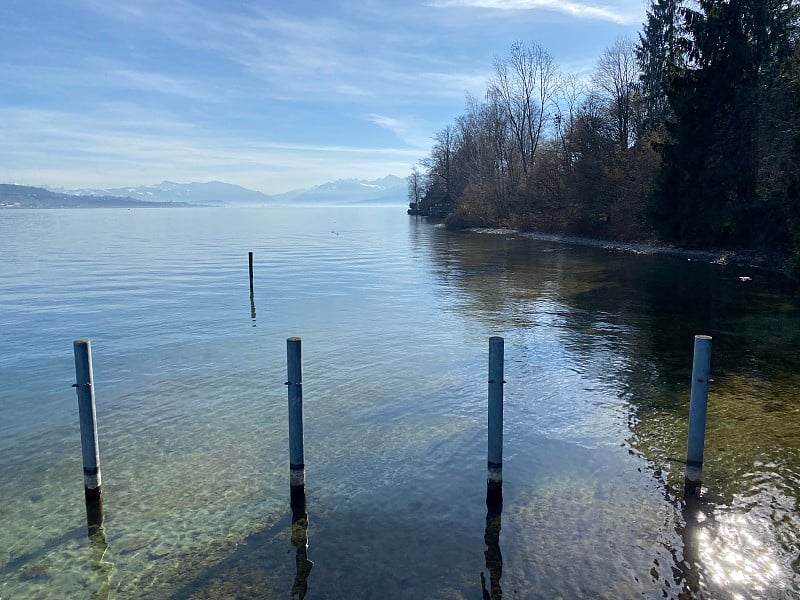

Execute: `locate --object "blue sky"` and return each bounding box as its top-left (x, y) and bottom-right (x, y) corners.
top-left (1, 0), bottom-right (645, 194)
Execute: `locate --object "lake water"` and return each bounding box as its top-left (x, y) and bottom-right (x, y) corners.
top-left (1, 206), bottom-right (798, 599)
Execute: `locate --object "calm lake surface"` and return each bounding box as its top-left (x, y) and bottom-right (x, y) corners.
top-left (1, 206), bottom-right (798, 599)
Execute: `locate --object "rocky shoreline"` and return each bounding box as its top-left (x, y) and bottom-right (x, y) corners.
top-left (466, 226), bottom-right (789, 274)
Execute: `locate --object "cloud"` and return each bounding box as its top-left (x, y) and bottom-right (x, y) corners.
top-left (0, 107), bottom-right (418, 192)
top-left (367, 113), bottom-right (434, 149)
top-left (74, 0), bottom-right (488, 105)
top-left (427, 0), bottom-right (640, 25)
top-left (407, 71), bottom-right (490, 99)
top-left (109, 69), bottom-right (220, 102)
top-left (368, 114), bottom-right (404, 132)
top-left (4, 0), bottom-right (645, 193)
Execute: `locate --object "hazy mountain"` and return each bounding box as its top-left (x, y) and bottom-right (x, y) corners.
top-left (49, 180), bottom-right (273, 205)
top-left (24, 175), bottom-right (408, 207)
top-left (273, 175), bottom-right (407, 205)
top-left (0, 184), bottom-right (187, 208)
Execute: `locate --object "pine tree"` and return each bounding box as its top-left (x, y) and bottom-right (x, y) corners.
top-left (650, 0), bottom-right (799, 248)
top-left (637, 0), bottom-right (684, 133)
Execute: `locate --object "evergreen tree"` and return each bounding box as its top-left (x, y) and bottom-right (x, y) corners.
top-left (651, 0), bottom-right (799, 248)
top-left (637, 0), bottom-right (684, 133)
top-left (782, 43), bottom-right (800, 275)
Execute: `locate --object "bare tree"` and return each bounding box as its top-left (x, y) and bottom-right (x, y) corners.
top-left (455, 93), bottom-right (514, 214)
top-left (407, 165), bottom-right (423, 208)
top-left (490, 41), bottom-right (559, 177)
top-left (592, 36), bottom-right (640, 151)
top-left (554, 73), bottom-right (586, 165)
top-left (428, 124), bottom-right (459, 196)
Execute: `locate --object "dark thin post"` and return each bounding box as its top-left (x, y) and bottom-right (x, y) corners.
top-left (73, 339), bottom-right (103, 511)
top-left (488, 336), bottom-right (504, 484)
top-left (685, 335), bottom-right (712, 494)
top-left (248, 251), bottom-right (254, 297)
top-left (286, 337), bottom-right (305, 487)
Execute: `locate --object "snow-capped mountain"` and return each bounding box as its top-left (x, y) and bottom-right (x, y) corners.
top-left (48, 181), bottom-right (273, 205)
top-left (0, 184), bottom-right (185, 208)
top-left (272, 175), bottom-right (407, 205)
top-left (41, 174), bottom-right (408, 206)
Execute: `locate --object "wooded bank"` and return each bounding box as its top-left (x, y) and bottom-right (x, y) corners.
top-left (409, 1), bottom-right (800, 279)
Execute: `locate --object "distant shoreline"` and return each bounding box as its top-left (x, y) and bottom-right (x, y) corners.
top-left (0, 202), bottom-right (193, 209)
top-left (0, 183), bottom-right (195, 209)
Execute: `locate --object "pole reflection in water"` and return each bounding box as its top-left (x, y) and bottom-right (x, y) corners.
top-left (677, 492), bottom-right (710, 595)
top-left (290, 485), bottom-right (313, 599)
top-left (679, 494), bottom-right (785, 597)
top-left (250, 291), bottom-right (257, 324)
top-left (85, 489), bottom-right (104, 536)
top-left (85, 491), bottom-right (112, 600)
top-left (482, 480), bottom-right (503, 600)
top-left (679, 475), bottom-right (709, 593)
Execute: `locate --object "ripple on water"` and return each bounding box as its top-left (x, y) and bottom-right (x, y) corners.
top-left (2, 208), bottom-right (800, 598)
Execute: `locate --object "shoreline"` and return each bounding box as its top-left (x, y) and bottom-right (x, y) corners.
top-left (462, 226), bottom-right (789, 274)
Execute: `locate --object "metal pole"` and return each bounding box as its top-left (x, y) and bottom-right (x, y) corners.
top-left (248, 251), bottom-right (254, 297)
top-left (685, 335), bottom-right (712, 489)
top-left (488, 336), bottom-right (504, 484)
top-left (286, 337), bottom-right (305, 487)
top-left (73, 339), bottom-right (103, 502)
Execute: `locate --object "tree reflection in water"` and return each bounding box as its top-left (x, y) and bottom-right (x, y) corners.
top-left (422, 227), bottom-right (800, 597)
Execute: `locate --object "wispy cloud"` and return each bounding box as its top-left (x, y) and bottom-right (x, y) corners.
top-left (0, 107), bottom-right (417, 192)
top-left (76, 0), bottom-right (487, 105)
top-left (406, 71), bottom-right (490, 100)
top-left (367, 114), bottom-right (434, 149)
top-left (428, 0), bottom-right (641, 25)
top-left (4, 0), bottom-right (645, 190)
top-left (109, 68), bottom-right (220, 102)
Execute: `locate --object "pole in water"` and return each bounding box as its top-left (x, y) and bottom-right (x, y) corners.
top-left (685, 335), bottom-right (712, 494)
top-left (488, 336), bottom-right (504, 485)
top-left (249, 251), bottom-right (256, 322)
top-left (248, 251), bottom-right (254, 297)
top-left (286, 337), bottom-right (305, 488)
top-left (73, 339), bottom-right (103, 517)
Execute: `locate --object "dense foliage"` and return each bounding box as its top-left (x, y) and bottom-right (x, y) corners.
top-left (411, 0), bottom-right (800, 274)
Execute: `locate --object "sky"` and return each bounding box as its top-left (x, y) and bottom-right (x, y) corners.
top-left (0, 0), bottom-right (646, 194)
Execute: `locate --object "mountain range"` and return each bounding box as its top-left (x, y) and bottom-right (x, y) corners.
top-left (0, 184), bottom-right (186, 209)
top-left (272, 175), bottom-right (406, 205)
top-left (56, 180), bottom-right (273, 205)
top-left (34, 175), bottom-right (408, 206)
